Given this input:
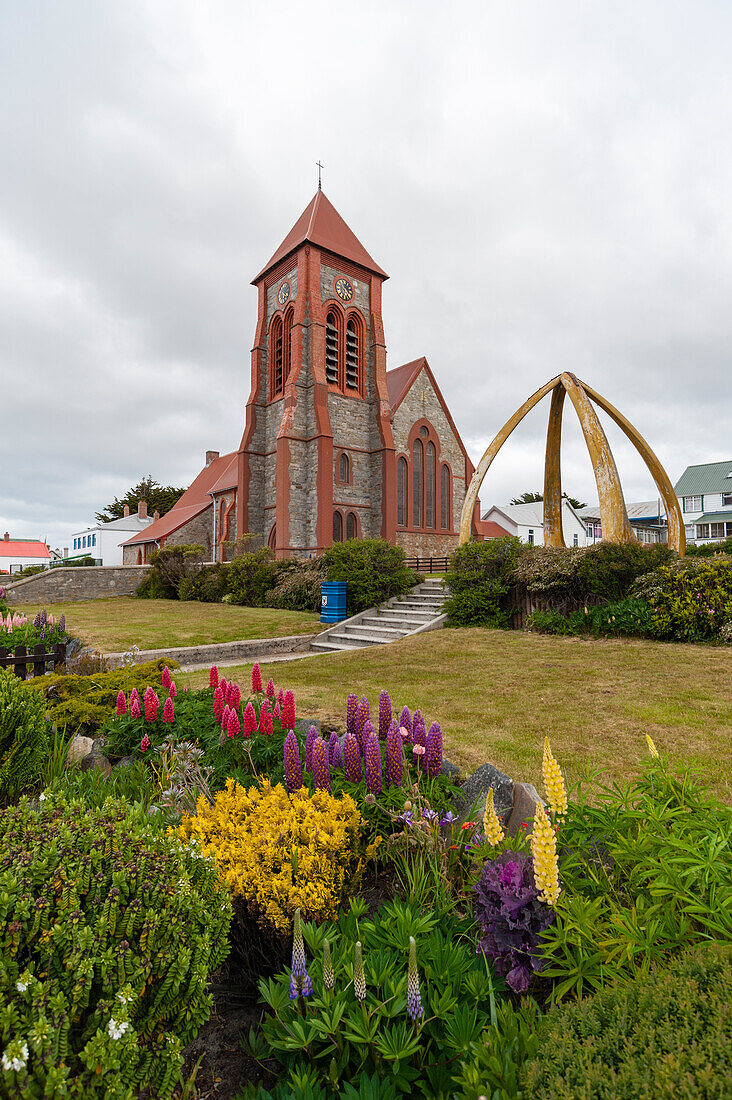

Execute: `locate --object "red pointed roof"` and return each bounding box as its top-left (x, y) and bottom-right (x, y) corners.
top-left (254, 191), bottom-right (388, 282)
top-left (0, 540), bottom-right (50, 558)
top-left (122, 452), bottom-right (236, 546)
top-left (386, 358), bottom-right (427, 412)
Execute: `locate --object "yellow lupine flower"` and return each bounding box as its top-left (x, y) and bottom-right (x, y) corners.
top-left (530, 802), bottom-right (561, 907)
top-left (542, 737), bottom-right (567, 821)
top-left (646, 734), bottom-right (659, 758)
top-left (482, 788), bottom-right (504, 847)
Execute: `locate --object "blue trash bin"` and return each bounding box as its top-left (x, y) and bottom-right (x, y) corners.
top-left (321, 581), bottom-right (348, 623)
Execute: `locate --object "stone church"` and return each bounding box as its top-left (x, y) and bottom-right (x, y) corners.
top-left (123, 190), bottom-right (484, 564)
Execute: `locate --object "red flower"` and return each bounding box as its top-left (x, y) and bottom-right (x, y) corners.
top-left (209, 664), bottom-right (219, 689)
top-left (140, 733), bottom-right (151, 753)
top-left (162, 697), bottom-right (174, 723)
top-left (461, 821), bottom-right (476, 831)
top-left (252, 663), bottom-right (263, 694)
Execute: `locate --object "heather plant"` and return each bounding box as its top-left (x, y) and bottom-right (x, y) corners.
top-left (0, 792), bottom-right (231, 1100)
top-left (0, 669), bottom-right (50, 805)
top-left (244, 899), bottom-right (500, 1099)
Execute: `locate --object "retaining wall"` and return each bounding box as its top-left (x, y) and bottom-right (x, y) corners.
top-left (3, 566), bottom-right (151, 603)
top-left (106, 632), bottom-right (317, 669)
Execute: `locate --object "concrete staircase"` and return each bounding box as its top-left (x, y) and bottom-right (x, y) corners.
top-left (311, 577), bottom-right (448, 652)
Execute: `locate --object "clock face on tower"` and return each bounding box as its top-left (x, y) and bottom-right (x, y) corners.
top-left (277, 281), bottom-right (291, 306)
top-left (334, 277), bottom-right (354, 302)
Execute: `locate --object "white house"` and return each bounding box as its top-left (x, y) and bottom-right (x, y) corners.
top-left (69, 503), bottom-right (156, 567)
top-left (674, 460), bottom-right (732, 545)
top-left (481, 501), bottom-right (589, 547)
top-left (578, 500), bottom-right (668, 546)
top-left (0, 535), bottom-right (52, 575)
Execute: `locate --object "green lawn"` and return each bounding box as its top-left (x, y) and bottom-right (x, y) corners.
top-left (180, 629), bottom-right (732, 803)
top-left (28, 598), bottom-right (320, 653)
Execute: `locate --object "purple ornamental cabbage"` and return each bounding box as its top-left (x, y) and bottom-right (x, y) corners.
top-left (473, 851), bottom-right (556, 994)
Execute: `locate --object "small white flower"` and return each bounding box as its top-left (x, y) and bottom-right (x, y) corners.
top-left (39, 792), bottom-right (47, 802)
top-left (107, 1018), bottom-right (129, 1040)
top-left (16, 980), bottom-right (28, 993)
top-left (116, 990), bottom-right (134, 1005)
top-left (1, 1041), bottom-right (29, 1072)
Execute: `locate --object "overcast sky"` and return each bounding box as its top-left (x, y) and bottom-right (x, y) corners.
top-left (3, 0), bottom-right (731, 547)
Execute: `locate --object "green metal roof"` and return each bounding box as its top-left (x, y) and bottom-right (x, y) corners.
top-left (694, 512), bottom-right (732, 524)
top-left (674, 460), bottom-right (732, 495)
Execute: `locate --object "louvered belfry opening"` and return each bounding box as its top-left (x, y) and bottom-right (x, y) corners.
top-left (326, 311), bottom-right (340, 385)
top-left (271, 316), bottom-right (283, 396)
top-left (346, 318), bottom-right (359, 390)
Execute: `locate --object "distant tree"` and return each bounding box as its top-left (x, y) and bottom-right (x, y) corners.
top-left (95, 476), bottom-right (186, 523)
top-left (510, 490), bottom-right (587, 510)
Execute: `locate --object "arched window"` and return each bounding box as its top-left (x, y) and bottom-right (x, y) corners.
top-left (397, 456), bottom-right (408, 526)
top-left (326, 311), bottom-right (340, 386)
top-left (268, 523), bottom-right (277, 550)
top-left (440, 464), bottom-right (451, 529)
top-left (346, 512), bottom-right (358, 540)
top-left (425, 442), bottom-right (436, 528)
top-left (346, 316), bottom-right (360, 391)
top-left (283, 307), bottom-right (293, 383)
top-left (412, 439), bottom-right (423, 527)
top-left (339, 452), bottom-right (350, 483)
top-left (270, 315), bottom-right (283, 397)
top-left (332, 510), bottom-right (343, 543)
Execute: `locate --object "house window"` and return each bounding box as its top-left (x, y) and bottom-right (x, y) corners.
top-left (338, 453), bottom-right (350, 483)
top-left (683, 495), bottom-right (703, 512)
top-left (722, 492), bottom-right (732, 507)
top-left (332, 511), bottom-right (343, 543)
top-left (440, 464), bottom-right (451, 530)
top-left (397, 457), bottom-right (408, 526)
top-left (696, 523), bottom-right (709, 539)
top-left (345, 317), bottom-right (360, 390)
top-left (573, 534), bottom-right (579, 546)
top-left (425, 442), bottom-right (436, 528)
top-left (711, 523), bottom-right (726, 539)
top-left (346, 512), bottom-right (357, 540)
top-left (528, 529), bottom-right (535, 546)
top-left (326, 311), bottom-right (340, 386)
top-left (92, 534), bottom-right (96, 546)
top-left (412, 439), bottom-right (423, 527)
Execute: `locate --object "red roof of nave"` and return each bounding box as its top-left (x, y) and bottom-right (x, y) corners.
top-left (0, 540), bottom-right (50, 558)
top-left (254, 191), bottom-right (388, 282)
top-left (386, 358), bottom-right (427, 412)
top-left (122, 451), bottom-right (237, 546)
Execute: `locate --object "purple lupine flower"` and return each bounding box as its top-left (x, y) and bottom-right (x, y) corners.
top-left (378, 689), bottom-right (392, 740)
top-left (289, 909), bottom-right (313, 999)
top-left (284, 730), bottom-right (303, 792)
top-left (364, 733), bottom-right (382, 794)
top-left (425, 721), bottom-right (443, 778)
top-left (343, 732), bottom-right (362, 783)
top-left (39, 627), bottom-right (46, 642)
top-left (407, 937), bottom-right (424, 1022)
top-left (355, 697), bottom-right (370, 750)
top-left (399, 706), bottom-right (412, 738)
top-left (58, 614), bottom-right (65, 634)
top-left (311, 737), bottom-right (331, 791)
top-left (305, 725), bottom-right (318, 772)
top-left (362, 719), bottom-right (375, 746)
top-left (412, 709), bottom-right (426, 748)
top-left (346, 692), bottom-right (358, 740)
top-left (353, 941), bottom-right (366, 1001)
top-left (328, 730), bottom-right (340, 765)
top-left (33, 611), bottom-right (42, 629)
top-left (385, 722), bottom-right (403, 788)
top-left (331, 736), bottom-right (343, 769)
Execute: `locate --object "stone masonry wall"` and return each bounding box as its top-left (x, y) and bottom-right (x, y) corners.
top-left (4, 566), bottom-right (151, 603)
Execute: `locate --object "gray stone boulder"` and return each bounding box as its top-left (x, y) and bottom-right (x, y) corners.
top-left (66, 735), bottom-right (94, 766)
top-left (506, 782), bottom-right (543, 836)
top-left (451, 762), bottom-right (514, 824)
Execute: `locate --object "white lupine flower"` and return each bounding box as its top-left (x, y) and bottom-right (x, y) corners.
top-left (1, 1041), bottom-right (29, 1072)
top-left (107, 1019), bottom-right (129, 1040)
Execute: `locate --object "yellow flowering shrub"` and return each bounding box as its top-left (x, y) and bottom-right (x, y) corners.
top-left (178, 778), bottom-right (366, 931)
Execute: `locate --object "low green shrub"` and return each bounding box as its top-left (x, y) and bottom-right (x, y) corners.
top-left (177, 562), bottom-right (229, 602)
top-left (244, 899), bottom-right (500, 1100)
top-left (321, 539), bottom-right (420, 615)
top-left (521, 945), bottom-right (732, 1099)
top-left (634, 557), bottom-right (732, 641)
top-left (263, 557), bottom-right (328, 612)
top-left (452, 998), bottom-right (540, 1100)
top-left (540, 757), bottom-right (732, 1002)
top-left (136, 543), bottom-right (205, 599)
top-left (686, 536), bottom-right (732, 557)
top-left (226, 549), bottom-right (285, 607)
top-left (444, 537), bottom-right (523, 627)
top-left (0, 792), bottom-right (231, 1099)
top-left (0, 670), bottom-right (50, 806)
top-left (527, 597), bottom-right (654, 638)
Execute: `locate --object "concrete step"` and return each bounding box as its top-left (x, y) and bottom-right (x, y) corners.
top-left (368, 613), bottom-right (432, 627)
top-left (360, 618), bottom-right (411, 633)
top-left (338, 626), bottom-right (404, 642)
top-left (324, 631), bottom-right (381, 646)
top-left (395, 601), bottom-right (445, 613)
top-left (311, 637), bottom-right (373, 651)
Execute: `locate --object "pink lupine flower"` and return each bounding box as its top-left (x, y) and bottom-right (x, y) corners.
top-left (346, 693), bottom-right (358, 740)
top-left (242, 701), bottom-right (257, 737)
top-left (305, 725), bottom-right (318, 771)
top-left (282, 690), bottom-right (295, 730)
top-left (343, 732), bottom-right (362, 783)
top-left (161, 666), bottom-right (172, 690)
top-left (378, 689), bottom-right (392, 740)
top-left (163, 697), bottom-right (175, 723)
top-left (213, 686), bottom-right (225, 724)
top-left (219, 677), bottom-right (228, 699)
top-left (284, 730), bottom-right (303, 792)
top-left (130, 693), bottom-right (141, 719)
top-left (221, 704), bottom-right (232, 731)
top-left (227, 682), bottom-right (241, 711)
top-left (311, 737), bottom-right (331, 792)
top-left (252, 663), bottom-right (263, 694)
top-left (266, 678), bottom-right (276, 698)
top-left (227, 709), bottom-right (241, 738)
top-left (168, 681), bottom-right (177, 698)
top-left (278, 688), bottom-right (285, 711)
top-left (385, 722), bottom-right (403, 788)
top-left (259, 701), bottom-right (273, 735)
top-left (144, 688), bottom-right (159, 722)
top-left (209, 664), bottom-right (219, 689)
top-left (425, 722), bottom-right (443, 778)
top-left (273, 703), bottom-right (281, 720)
top-left (364, 733), bottom-right (383, 794)
top-left (115, 690), bottom-right (127, 717)
top-left (140, 733), bottom-right (151, 753)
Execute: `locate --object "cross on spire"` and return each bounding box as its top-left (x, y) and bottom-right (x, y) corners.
top-left (316, 160), bottom-right (324, 190)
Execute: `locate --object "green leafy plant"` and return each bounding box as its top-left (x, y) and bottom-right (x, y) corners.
top-left (444, 537), bottom-right (522, 627)
top-left (452, 997), bottom-right (540, 1100)
top-left (521, 945), bottom-right (732, 1099)
top-left (226, 549), bottom-right (286, 607)
top-left (634, 557), bottom-right (732, 641)
top-left (527, 597), bottom-right (654, 638)
top-left (0, 791), bottom-right (231, 1099)
top-left (137, 544), bottom-right (206, 600)
top-left (0, 669), bottom-right (50, 806)
top-left (321, 540), bottom-right (421, 616)
top-left (248, 899), bottom-right (500, 1099)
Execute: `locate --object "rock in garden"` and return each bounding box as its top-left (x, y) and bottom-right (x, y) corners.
top-left (452, 762), bottom-right (514, 823)
top-left (440, 758), bottom-right (462, 779)
top-left (66, 735), bottom-right (94, 766)
top-left (506, 782), bottom-right (543, 836)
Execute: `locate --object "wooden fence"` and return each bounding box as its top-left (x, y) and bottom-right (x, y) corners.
top-left (0, 643), bottom-right (66, 679)
top-left (405, 556), bottom-right (451, 574)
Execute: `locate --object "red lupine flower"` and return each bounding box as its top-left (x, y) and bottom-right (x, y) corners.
top-left (115, 690), bottom-right (127, 717)
top-left (227, 681), bottom-right (241, 710)
top-left (213, 685), bottom-right (225, 725)
top-left (161, 666), bottom-right (172, 690)
top-left (144, 688), bottom-right (159, 722)
top-left (283, 690), bottom-right (296, 730)
top-left (140, 733), bottom-right (151, 753)
top-left (278, 687), bottom-right (285, 711)
top-left (130, 692), bottom-right (141, 719)
top-left (219, 677), bottom-right (228, 699)
top-left (311, 737), bottom-right (331, 791)
top-left (209, 664), bottom-right (219, 689)
top-left (364, 733), bottom-right (383, 794)
top-left (221, 704), bottom-right (232, 731)
top-left (163, 697), bottom-right (175, 723)
top-left (252, 663), bottom-right (263, 694)
top-left (259, 701), bottom-right (273, 735)
top-left (343, 732), bottom-right (362, 783)
top-left (168, 681), bottom-right (177, 698)
top-left (242, 701), bottom-right (257, 737)
top-left (273, 703), bottom-right (281, 720)
top-left (227, 709), bottom-right (240, 738)
top-left (266, 678), bottom-right (276, 698)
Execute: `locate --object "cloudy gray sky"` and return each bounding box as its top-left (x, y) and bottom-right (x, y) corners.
top-left (2, 0), bottom-right (731, 547)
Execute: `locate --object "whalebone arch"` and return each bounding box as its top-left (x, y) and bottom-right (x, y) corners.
top-left (459, 373), bottom-right (685, 556)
